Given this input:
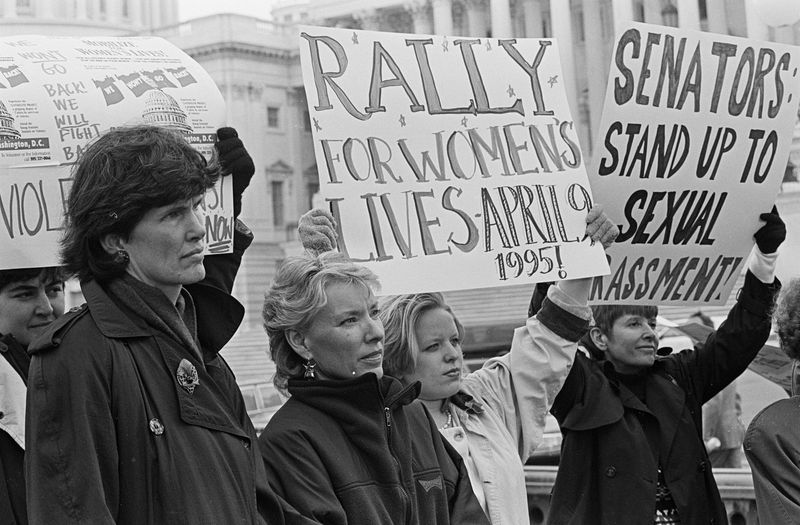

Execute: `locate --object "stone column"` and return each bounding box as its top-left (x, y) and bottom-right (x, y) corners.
top-left (490, 0), bottom-right (512, 37)
top-left (643, 0), bottom-right (661, 24)
top-left (744, 0), bottom-right (769, 40)
top-left (610, 0), bottom-right (634, 37)
top-left (706, 0), bottom-right (727, 34)
top-left (463, 0), bottom-right (488, 37)
top-left (355, 9), bottom-right (383, 30)
top-left (107, 0), bottom-right (123, 24)
top-left (75, 0), bottom-right (88, 19)
top-left (406, 0), bottom-right (433, 34)
top-left (38, 0), bottom-right (54, 18)
top-left (549, 0), bottom-right (577, 116)
top-left (676, 0), bottom-right (700, 30)
top-left (522, 0), bottom-right (543, 37)
top-left (432, 0), bottom-right (454, 35)
top-left (129, 0), bottom-right (142, 26)
top-left (582, 0), bottom-right (605, 151)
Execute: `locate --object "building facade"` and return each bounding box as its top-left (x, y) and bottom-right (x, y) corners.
top-left (3, 0), bottom-right (800, 331)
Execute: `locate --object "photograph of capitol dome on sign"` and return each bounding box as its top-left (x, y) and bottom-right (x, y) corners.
top-left (0, 100), bottom-right (21, 139)
top-left (141, 89), bottom-right (192, 135)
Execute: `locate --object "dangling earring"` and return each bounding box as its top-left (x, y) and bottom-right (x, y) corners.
top-left (303, 359), bottom-right (317, 379)
top-left (114, 249), bottom-right (130, 265)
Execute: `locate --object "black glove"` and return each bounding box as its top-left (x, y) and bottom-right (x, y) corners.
top-left (216, 127), bottom-right (255, 218)
top-left (754, 205), bottom-right (786, 254)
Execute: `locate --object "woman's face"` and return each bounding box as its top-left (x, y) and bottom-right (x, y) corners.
top-left (406, 307), bottom-right (463, 401)
top-left (122, 195), bottom-right (206, 297)
top-left (297, 281), bottom-right (384, 381)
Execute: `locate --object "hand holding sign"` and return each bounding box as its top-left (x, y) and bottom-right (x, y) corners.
top-left (754, 206), bottom-right (786, 255)
top-left (299, 208), bottom-right (338, 255)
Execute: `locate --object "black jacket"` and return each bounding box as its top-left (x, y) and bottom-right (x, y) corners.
top-left (259, 373), bottom-right (490, 525)
top-left (0, 333), bottom-right (28, 525)
top-left (548, 271), bottom-right (779, 525)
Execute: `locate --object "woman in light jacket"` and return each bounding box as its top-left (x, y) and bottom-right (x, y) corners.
top-left (379, 205), bottom-right (618, 525)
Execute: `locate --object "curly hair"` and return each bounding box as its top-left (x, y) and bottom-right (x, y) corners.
top-left (775, 278), bottom-right (800, 361)
top-left (60, 125), bottom-right (219, 282)
top-left (379, 292), bottom-right (464, 382)
top-left (262, 251), bottom-right (380, 394)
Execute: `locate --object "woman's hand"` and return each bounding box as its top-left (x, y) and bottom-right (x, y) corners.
top-left (299, 208), bottom-right (338, 254)
top-left (583, 204), bottom-right (619, 249)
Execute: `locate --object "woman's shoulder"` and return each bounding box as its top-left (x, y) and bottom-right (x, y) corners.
top-left (28, 303), bottom-right (104, 358)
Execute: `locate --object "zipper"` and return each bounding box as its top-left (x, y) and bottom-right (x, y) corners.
top-left (384, 403), bottom-right (411, 525)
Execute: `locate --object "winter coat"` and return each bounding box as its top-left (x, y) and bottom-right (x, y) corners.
top-left (451, 290), bottom-right (590, 525)
top-left (259, 373), bottom-right (490, 525)
top-left (548, 270), bottom-right (779, 525)
top-left (745, 396), bottom-right (800, 525)
top-left (0, 333), bottom-right (28, 524)
top-left (24, 229), bottom-right (310, 525)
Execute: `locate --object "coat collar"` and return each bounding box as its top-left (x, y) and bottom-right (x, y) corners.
top-left (80, 279), bottom-right (243, 355)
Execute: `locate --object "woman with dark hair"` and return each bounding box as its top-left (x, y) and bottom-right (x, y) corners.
top-left (24, 125), bottom-right (309, 524)
top-left (0, 266), bottom-right (64, 525)
top-left (259, 251), bottom-right (490, 525)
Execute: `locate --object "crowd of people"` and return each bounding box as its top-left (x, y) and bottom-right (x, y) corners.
top-left (0, 123), bottom-right (799, 525)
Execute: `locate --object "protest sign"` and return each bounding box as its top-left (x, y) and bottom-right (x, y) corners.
top-left (589, 22), bottom-right (800, 305)
top-left (299, 25), bottom-right (608, 295)
top-left (0, 35), bottom-right (230, 269)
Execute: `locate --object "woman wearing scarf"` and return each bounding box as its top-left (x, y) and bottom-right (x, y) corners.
top-left (24, 126), bottom-right (309, 524)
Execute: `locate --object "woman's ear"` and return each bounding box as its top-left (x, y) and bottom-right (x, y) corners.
top-left (589, 326), bottom-right (608, 352)
top-left (286, 329), bottom-right (313, 361)
top-left (100, 233), bottom-right (125, 256)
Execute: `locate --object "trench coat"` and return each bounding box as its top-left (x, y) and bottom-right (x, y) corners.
top-left (548, 271), bottom-right (779, 525)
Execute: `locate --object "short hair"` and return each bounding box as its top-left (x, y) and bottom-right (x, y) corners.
top-left (262, 251), bottom-right (380, 394)
top-left (0, 267), bottom-right (64, 293)
top-left (590, 304), bottom-right (659, 336)
top-left (775, 278), bottom-right (800, 361)
top-left (380, 293), bottom-right (464, 381)
top-left (60, 125), bottom-right (219, 282)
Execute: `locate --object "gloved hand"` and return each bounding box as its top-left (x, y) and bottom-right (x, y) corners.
top-left (215, 127), bottom-right (255, 219)
top-left (754, 205), bottom-right (785, 254)
top-left (298, 208), bottom-right (338, 254)
top-left (584, 204), bottom-right (619, 249)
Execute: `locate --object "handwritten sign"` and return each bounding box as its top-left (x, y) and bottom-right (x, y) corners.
top-left (589, 23), bottom-right (800, 305)
top-left (299, 26), bottom-right (608, 295)
top-left (0, 35), bottom-right (230, 269)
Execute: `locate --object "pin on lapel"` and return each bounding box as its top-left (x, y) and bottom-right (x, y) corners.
top-left (176, 358), bottom-right (199, 394)
top-left (149, 418), bottom-right (164, 435)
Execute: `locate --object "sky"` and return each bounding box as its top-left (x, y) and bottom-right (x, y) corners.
top-left (177, 0), bottom-right (276, 22)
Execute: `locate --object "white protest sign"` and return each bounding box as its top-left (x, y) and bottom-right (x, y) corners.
top-left (589, 22), bottom-right (800, 305)
top-left (299, 26), bottom-right (608, 295)
top-left (0, 35), bottom-right (230, 269)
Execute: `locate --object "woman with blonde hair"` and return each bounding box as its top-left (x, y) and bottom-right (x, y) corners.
top-left (259, 251), bottom-right (489, 525)
top-left (379, 205), bottom-right (618, 525)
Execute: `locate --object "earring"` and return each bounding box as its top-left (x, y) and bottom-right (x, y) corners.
top-left (114, 249), bottom-right (130, 264)
top-left (303, 359), bottom-right (317, 379)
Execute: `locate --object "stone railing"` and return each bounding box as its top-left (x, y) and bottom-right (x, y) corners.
top-left (525, 466), bottom-right (759, 524)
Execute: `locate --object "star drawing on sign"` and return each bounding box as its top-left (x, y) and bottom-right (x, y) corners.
top-left (461, 116), bottom-right (468, 127)
top-left (352, 32), bottom-right (359, 44)
top-left (442, 37), bottom-right (449, 52)
top-left (507, 85), bottom-right (516, 98)
top-left (313, 118), bottom-right (322, 132)
top-left (399, 114), bottom-right (406, 127)
top-left (547, 75), bottom-right (559, 87)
